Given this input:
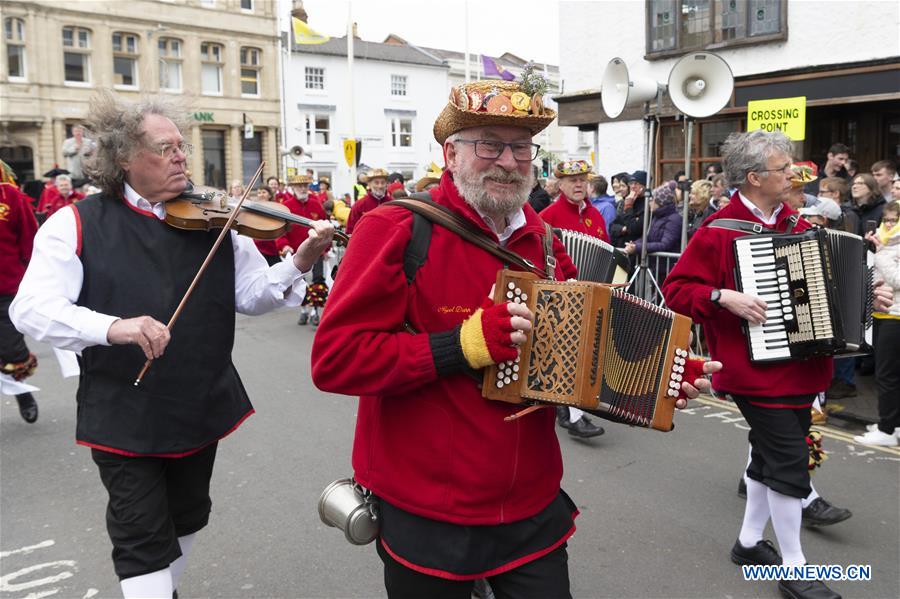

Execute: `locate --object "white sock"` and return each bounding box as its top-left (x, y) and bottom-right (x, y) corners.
top-left (767, 488), bottom-right (806, 566)
top-left (169, 533), bottom-right (196, 590)
top-left (568, 407), bottom-right (584, 423)
top-left (738, 477), bottom-right (771, 547)
top-left (120, 568), bottom-right (173, 599)
top-left (801, 485), bottom-right (819, 509)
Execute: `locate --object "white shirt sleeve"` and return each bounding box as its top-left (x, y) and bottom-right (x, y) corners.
top-left (10, 207), bottom-right (119, 353)
top-left (231, 232), bottom-right (308, 314)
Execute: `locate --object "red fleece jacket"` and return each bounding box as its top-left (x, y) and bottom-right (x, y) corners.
top-left (539, 193), bottom-right (610, 243)
top-left (311, 171), bottom-right (576, 525)
top-left (345, 191), bottom-right (393, 234)
top-left (275, 195), bottom-right (326, 253)
top-left (662, 191), bottom-right (832, 402)
top-left (0, 184), bottom-right (38, 295)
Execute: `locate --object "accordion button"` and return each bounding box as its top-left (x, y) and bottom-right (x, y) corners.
top-left (521, 293), bottom-right (528, 301)
top-left (507, 291), bottom-right (514, 299)
top-left (513, 364), bottom-right (519, 372)
top-left (671, 373), bottom-right (678, 381)
top-left (508, 282), bottom-right (516, 290)
top-left (785, 314), bottom-right (794, 321)
top-left (504, 376), bottom-right (511, 384)
top-left (512, 374), bottom-right (519, 381)
top-left (497, 381), bottom-right (504, 388)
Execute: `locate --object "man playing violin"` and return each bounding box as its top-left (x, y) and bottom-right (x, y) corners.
top-left (10, 91), bottom-right (334, 599)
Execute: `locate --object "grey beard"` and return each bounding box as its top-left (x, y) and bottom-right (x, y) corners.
top-left (453, 166), bottom-right (533, 216)
top-left (372, 189), bottom-right (386, 199)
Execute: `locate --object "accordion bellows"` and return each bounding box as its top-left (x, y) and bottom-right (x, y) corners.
top-left (483, 270), bottom-right (693, 431)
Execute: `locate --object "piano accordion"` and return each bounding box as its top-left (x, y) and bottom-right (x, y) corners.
top-left (555, 229), bottom-right (631, 284)
top-left (734, 228), bottom-right (873, 363)
top-left (482, 270), bottom-right (693, 431)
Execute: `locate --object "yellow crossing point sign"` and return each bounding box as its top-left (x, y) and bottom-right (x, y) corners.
top-left (747, 96), bottom-right (806, 141)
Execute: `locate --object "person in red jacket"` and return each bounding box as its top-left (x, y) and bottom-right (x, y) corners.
top-left (663, 130), bottom-right (839, 599)
top-left (538, 159), bottom-right (608, 439)
top-left (37, 174), bottom-right (85, 219)
top-left (276, 174), bottom-right (328, 325)
top-left (311, 79), bottom-right (716, 598)
top-left (345, 168), bottom-right (391, 234)
top-left (0, 170), bottom-right (40, 423)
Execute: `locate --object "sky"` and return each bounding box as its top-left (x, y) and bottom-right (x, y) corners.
top-left (286, 0), bottom-right (562, 65)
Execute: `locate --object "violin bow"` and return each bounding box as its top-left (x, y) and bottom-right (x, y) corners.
top-left (134, 162), bottom-right (265, 386)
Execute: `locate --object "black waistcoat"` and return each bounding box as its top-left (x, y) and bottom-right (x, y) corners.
top-left (74, 193), bottom-right (252, 455)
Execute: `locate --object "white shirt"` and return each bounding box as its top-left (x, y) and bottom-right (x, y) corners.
top-left (738, 191), bottom-right (783, 226)
top-left (10, 183), bottom-right (308, 353)
top-left (475, 207), bottom-right (527, 246)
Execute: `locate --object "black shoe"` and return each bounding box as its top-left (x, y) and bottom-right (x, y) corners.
top-left (778, 578), bottom-right (841, 599)
top-left (568, 416), bottom-right (604, 438)
top-left (297, 312), bottom-right (309, 325)
top-left (556, 406), bottom-right (571, 429)
top-left (15, 393), bottom-right (38, 424)
top-left (472, 578), bottom-right (495, 599)
top-left (802, 497), bottom-right (852, 527)
top-left (738, 478), bottom-right (747, 498)
top-left (730, 539), bottom-right (782, 566)
top-left (825, 380), bottom-right (856, 400)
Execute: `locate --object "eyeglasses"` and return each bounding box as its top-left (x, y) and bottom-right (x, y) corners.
top-left (453, 139), bottom-right (540, 161)
top-left (755, 163), bottom-right (792, 176)
top-left (152, 141), bottom-right (193, 160)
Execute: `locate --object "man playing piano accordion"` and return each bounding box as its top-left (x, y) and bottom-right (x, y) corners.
top-left (312, 79), bottom-right (718, 598)
top-left (663, 130), bottom-right (841, 599)
top-left (538, 159), bottom-right (609, 438)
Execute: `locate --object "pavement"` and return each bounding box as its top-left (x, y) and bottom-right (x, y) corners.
top-left (2, 307), bottom-right (898, 599)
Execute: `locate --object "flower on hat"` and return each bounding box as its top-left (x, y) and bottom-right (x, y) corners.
top-left (554, 159), bottom-right (592, 178)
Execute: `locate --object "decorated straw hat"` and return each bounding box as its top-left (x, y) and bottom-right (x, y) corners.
top-left (415, 166), bottom-right (444, 192)
top-left (366, 168), bottom-right (389, 181)
top-left (318, 176), bottom-right (330, 187)
top-left (554, 160), bottom-right (592, 179)
top-left (287, 174), bottom-right (313, 185)
top-left (434, 79), bottom-right (556, 144)
top-left (790, 161), bottom-right (817, 189)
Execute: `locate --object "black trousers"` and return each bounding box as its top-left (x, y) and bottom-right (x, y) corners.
top-left (874, 318), bottom-right (900, 434)
top-left (91, 443), bottom-right (218, 579)
top-left (732, 396), bottom-right (812, 499)
top-left (377, 539), bottom-right (571, 599)
top-left (0, 295), bottom-right (29, 364)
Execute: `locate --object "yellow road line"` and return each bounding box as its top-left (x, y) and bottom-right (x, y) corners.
top-left (690, 396), bottom-right (900, 457)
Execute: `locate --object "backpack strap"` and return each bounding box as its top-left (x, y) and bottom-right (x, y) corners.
top-left (402, 192), bottom-right (434, 285)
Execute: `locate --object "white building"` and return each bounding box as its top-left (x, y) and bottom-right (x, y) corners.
top-left (283, 31), bottom-right (449, 196)
top-left (555, 0), bottom-right (900, 183)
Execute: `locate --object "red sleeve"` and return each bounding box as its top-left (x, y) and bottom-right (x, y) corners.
top-left (311, 208), bottom-right (438, 397)
top-left (346, 201), bottom-right (363, 234)
top-left (660, 228), bottom-right (723, 323)
top-left (37, 187), bottom-right (57, 213)
top-left (17, 191), bottom-right (38, 265)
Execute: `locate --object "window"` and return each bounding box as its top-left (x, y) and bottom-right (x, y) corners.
top-left (240, 0), bottom-right (254, 10)
top-left (390, 118), bottom-right (413, 147)
top-left (158, 37), bottom-right (182, 91)
top-left (304, 66), bottom-right (324, 90)
top-left (62, 26), bottom-right (91, 83)
top-left (240, 47), bottom-right (261, 96)
top-left (201, 42), bottom-right (224, 95)
top-left (200, 0), bottom-right (215, 6)
top-left (202, 129), bottom-right (226, 189)
top-left (390, 74), bottom-right (407, 96)
top-left (647, 0), bottom-right (785, 56)
top-left (4, 17), bottom-right (26, 80)
top-left (658, 117), bottom-right (742, 180)
top-left (303, 114), bottom-right (330, 146)
top-left (112, 32), bottom-right (139, 88)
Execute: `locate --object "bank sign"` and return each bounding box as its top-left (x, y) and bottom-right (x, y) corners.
top-left (747, 97), bottom-right (806, 141)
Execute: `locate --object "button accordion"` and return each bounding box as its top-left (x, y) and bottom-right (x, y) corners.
top-left (482, 270), bottom-right (693, 431)
top-left (734, 228), bottom-right (873, 363)
top-left (555, 229), bottom-right (632, 284)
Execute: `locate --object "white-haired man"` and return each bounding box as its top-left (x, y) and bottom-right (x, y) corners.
top-left (312, 80), bottom-right (718, 597)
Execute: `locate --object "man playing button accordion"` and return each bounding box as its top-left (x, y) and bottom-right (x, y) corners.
top-left (312, 79), bottom-right (718, 598)
top-left (538, 159), bottom-right (610, 439)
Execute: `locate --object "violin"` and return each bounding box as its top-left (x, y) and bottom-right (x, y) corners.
top-left (164, 183), bottom-right (350, 243)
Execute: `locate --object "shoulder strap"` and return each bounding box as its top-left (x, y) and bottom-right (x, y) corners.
top-left (708, 214), bottom-right (801, 235)
top-left (386, 197), bottom-right (545, 277)
top-left (402, 193), bottom-right (434, 285)
top-left (542, 222), bottom-right (556, 279)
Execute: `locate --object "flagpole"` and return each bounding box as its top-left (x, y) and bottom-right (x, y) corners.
top-left (347, 1), bottom-right (356, 201)
top-left (278, 3), bottom-right (288, 180)
top-left (464, 0), bottom-right (470, 83)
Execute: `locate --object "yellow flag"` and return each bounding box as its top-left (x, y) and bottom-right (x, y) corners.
top-left (292, 18), bottom-right (330, 45)
top-left (343, 140), bottom-right (356, 168)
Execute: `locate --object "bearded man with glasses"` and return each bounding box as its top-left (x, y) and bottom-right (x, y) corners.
top-left (10, 91), bottom-right (334, 599)
top-left (312, 80), bottom-right (718, 598)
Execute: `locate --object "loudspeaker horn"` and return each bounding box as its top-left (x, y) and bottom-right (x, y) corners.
top-left (668, 52), bottom-right (734, 118)
top-left (601, 57), bottom-right (662, 119)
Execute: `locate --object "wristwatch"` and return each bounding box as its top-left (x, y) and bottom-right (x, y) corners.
top-left (710, 289), bottom-right (722, 306)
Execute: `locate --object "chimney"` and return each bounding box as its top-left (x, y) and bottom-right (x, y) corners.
top-left (352, 22), bottom-right (359, 39)
top-left (291, 0), bottom-right (308, 23)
